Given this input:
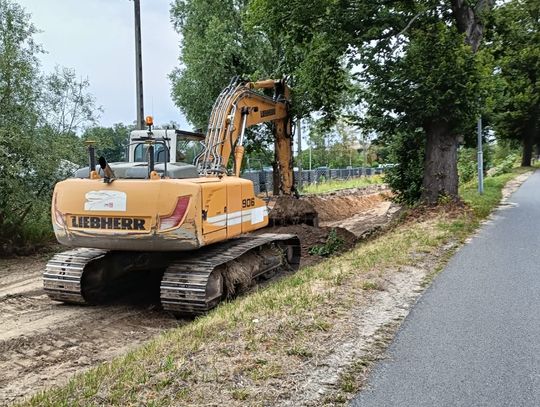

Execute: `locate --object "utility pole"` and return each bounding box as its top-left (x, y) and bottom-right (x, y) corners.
top-left (297, 117), bottom-right (303, 189)
top-left (477, 116), bottom-right (484, 194)
top-left (133, 0), bottom-right (145, 129)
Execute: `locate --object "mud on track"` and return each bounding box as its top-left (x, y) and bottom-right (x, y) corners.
top-left (0, 257), bottom-right (182, 405)
top-left (0, 186), bottom-right (396, 405)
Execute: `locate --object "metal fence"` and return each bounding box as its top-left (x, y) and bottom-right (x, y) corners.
top-left (242, 167), bottom-right (385, 194)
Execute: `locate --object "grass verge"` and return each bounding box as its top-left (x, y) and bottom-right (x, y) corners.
top-left (19, 168), bottom-right (531, 407)
top-left (300, 175), bottom-right (383, 194)
top-left (459, 166), bottom-right (531, 218)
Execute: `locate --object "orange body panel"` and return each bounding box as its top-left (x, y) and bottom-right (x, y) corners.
top-left (52, 175), bottom-right (268, 252)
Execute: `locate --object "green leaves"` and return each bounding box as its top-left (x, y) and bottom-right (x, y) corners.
top-left (170, 0), bottom-right (266, 129)
top-left (169, 0), bottom-right (351, 126)
top-left (82, 124), bottom-right (132, 164)
top-left (491, 0), bottom-right (540, 160)
top-left (0, 0), bottom-right (100, 253)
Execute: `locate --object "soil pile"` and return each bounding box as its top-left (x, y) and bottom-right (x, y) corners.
top-left (265, 186), bottom-right (397, 266)
top-left (263, 224), bottom-right (357, 267)
top-left (268, 196), bottom-right (318, 226)
top-left (303, 188), bottom-right (390, 223)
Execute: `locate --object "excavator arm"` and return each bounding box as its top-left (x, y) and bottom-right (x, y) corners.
top-left (195, 77), bottom-right (295, 195)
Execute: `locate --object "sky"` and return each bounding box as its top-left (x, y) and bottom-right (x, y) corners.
top-left (17, 0), bottom-right (190, 129)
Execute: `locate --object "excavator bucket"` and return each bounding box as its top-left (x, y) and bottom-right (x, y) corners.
top-left (268, 195), bottom-right (319, 227)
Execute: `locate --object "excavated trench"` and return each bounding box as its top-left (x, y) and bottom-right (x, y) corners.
top-left (0, 185), bottom-right (398, 405)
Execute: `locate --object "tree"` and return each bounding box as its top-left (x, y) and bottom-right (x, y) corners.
top-left (356, 1), bottom-right (493, 204)
top-left (0, 0), bottom-right (100, 253)
top-left (169, 0), bottom-right (265, 130)
top-left (491, 0), bottom-right (540, 166)
top-left (0, 0), bottom-right (45, 250)
top-left (169, 0), bottom-right (350, 127)
top-left (40, 67), bottom-right (101, 136)
top-left (82, 123), bottom-right (131, 163)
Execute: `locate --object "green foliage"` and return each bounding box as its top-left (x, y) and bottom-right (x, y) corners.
top-left (489, 153), bottom-right (519, 177)
top-left (492, 139), bottom-right (521, 166)
top-left (0, 0), bottom-right (99, 254)
top-left (308, 229), bottom-right (344, 257)
top-left (298, 128), bottom-right (359, 169)
top-left (170, 0), bottom-right (262, 129)
top-left (0, 0), bottom-right (46, 252)
top-left (169, 0), bottom-right (350, 129)
top-left (360, 17), bottom-right (485, 134)
top-left (41, 67), bottom-right (100, 135)
top-left (82, 123), bottom-right (132, 163)
top-left (491, 0), bottom-right (540, 159)
top-left (356, 2), bottom-right (493, 204)
top-left (384, 132), bottom-right (425, 205)
top-left (458, 148), bottom-right (478, 184)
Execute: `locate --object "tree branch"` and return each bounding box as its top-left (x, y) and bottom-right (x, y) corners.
top-left (451, 0), bottom-right (495, 52)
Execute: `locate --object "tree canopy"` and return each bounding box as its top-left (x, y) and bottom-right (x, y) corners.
top-left (491, 0), bottom-right (540, 166)
top-left (170, 0), bottom-right (502, 204)
top-left (169, 0), bottom-right (350, 129)
top-left (0, 0), bottom-right (100, 253)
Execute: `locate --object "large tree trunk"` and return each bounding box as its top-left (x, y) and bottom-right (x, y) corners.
top-left (522, 117), bottom-right (539, 166)
top-left (521, 133), bottom-right (534, 167)
top-left (421, 122), bottom-right (459, 204)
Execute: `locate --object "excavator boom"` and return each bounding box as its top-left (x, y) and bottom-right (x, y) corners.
top-left (196, 77), bottom-right (295, 195)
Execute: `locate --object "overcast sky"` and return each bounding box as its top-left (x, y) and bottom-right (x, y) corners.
top-left (17, 0), bottom-right (190, 129)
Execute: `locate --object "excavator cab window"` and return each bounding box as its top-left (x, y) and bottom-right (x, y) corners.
top-left (155, 145), bottom-right (168, 163)
top-left (133, 143), bottom-right (166, 163)
top-left (133, 143), bottom-right (145, 162)
top-left (177, 139), bottom-right (204, 164)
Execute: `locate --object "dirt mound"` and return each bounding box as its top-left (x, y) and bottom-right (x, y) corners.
top-left (265, 187), bottom-right (396, 267)
top-left (303, 192), bottom-right (389, 223)
top-left (268, 196), bottom-right (318, 226)
top-left (264, 224), bottom-right (357, 267)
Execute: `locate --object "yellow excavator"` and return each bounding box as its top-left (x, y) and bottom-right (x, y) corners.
top-left (44, 77), bottom-right (302, 315)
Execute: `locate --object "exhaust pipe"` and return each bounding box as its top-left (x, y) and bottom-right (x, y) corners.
top-left (98, 156), bottom-right (115, 183)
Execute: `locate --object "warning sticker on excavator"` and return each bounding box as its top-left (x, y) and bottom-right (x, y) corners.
top-left (84, 190), bottom-right (127, 211)
top-left (251, 206), bottom-right (266, 224)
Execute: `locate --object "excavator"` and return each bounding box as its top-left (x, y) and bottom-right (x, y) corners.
top-left (44, 77), bottom-right (303, 316)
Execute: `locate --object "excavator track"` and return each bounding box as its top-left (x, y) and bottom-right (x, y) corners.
top-left (160, 233), bottom-right (300, 316)
top-left (43, 248), bottom-right (108, 304)
top-left (43, 233), bottom-right (300, 316)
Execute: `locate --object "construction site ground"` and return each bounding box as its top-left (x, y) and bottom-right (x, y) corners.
top-left (0, 184), bottom-right (398, 405)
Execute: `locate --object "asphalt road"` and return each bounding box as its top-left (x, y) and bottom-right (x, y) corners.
top-left (352, 172), bottom-right (540, 407)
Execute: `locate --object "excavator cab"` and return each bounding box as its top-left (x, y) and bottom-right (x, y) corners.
top-left (128, 129), bottom-right (205, 164)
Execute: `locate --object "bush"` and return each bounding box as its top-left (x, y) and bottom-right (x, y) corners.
top-left (384, 131), bottom-right (425, 205)
top-left (492, 140), bottom-right (520, 167)
top-left (488, 153), bottom-right (518, 177)
top-left (309, 229), bottom-right (344, 257)
top-left (458, 148), bottom-right (477, 183)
